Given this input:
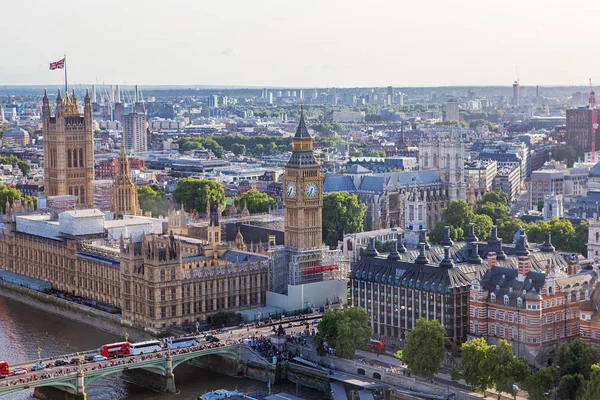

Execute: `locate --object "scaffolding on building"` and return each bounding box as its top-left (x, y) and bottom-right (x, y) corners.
top-left (268, 246), bottom-right (350, 295)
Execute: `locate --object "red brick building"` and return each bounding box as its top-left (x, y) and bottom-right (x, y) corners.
top-left (96, 157), bottom-right (146, 179)
top-left (469, 231), bottom-right (597, 367)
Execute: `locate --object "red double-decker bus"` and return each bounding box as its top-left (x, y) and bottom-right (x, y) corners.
top-left (0, 361), bottom-right (9, 375)
top-left (368, 339), bottom-right (385, 354)
top-left (99, 342), bottom-right (131, 357)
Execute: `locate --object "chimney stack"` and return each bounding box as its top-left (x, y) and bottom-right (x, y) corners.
top-left (487, 251), bottom-right (497, 269)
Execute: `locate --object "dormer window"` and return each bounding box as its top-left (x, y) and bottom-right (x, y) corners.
top-left (504, 295), bottom-right (509, 305)
top-left (549, 286), bottom-right (554, 295)
top-left (490, 293), bottom-right (496, 303)
top-left (517, 298), bottom-right (523, 308)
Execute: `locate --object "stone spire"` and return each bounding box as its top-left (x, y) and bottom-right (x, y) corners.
top-left (387, 239), bottom-right (401, 261)
top-left (465, 223), bottom-right (478, 243)
top-left (540, 231), bottom-right (555, 253)
top-left (364, 237), bottom-right (379, 258)
top-left (468, 242), bottom-right (483, 264)
top-left (439, 247), bottom-right (454, 268)
top-left (397, 233), bottom-right (407, 254)
top-left (112, 132), bottom-right (140, 218)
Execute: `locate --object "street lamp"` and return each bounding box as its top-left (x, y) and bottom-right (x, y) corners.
top-left (37, 347), bottom-right (42, 364)
top-left (195, 321), bottom-right (200, 335)
top-left (125, 332), bottom-right (129, 343)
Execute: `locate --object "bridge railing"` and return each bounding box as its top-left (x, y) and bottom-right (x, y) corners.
top-left (11, 349), bottom-right (100, 368)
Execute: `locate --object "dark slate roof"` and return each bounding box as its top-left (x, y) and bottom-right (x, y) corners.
top-left (346, 165), bottom-right (371, 174)
top-left (323, 174), bottom-right (356, 193)
top-left (357, 170), bottom-right (442, 192)
top-left (294, 110), bottom-right (311, 139)
top-left (352, 254), bottom-right (472, 292)
top-left (223, 222), bottom-right (284, 245)
top-left (220, 250), bottom-right (269, 263)
top-left (480, 266), bottom-right (546, 305)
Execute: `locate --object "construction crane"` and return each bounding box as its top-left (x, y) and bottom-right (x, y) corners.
top-left (590, 79), bottom-right (598, 162)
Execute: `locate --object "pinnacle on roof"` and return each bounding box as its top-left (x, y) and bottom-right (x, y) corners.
top-left (468, 242), bottom-right (483, 264)
top-left (364, 237), bottom-right (379, 258)
top-left (414, 243), bottom-right (429, 265)
top-left (440, 226), bottom-right (454, 247)
top-left (465, 223), bottom-right (478, 243)
top-left (540, 231), bottom-right (555, 253)
top-left (515, 228), bottom-right (530, 257)
top-left (439, 247), bottom-right (454, 268)
top-left (397, 233), bottom-right (407, 254)
top-left (387, 239), bottom-right (400, 261)
top-left (294, 105), bottom-right (311, 140)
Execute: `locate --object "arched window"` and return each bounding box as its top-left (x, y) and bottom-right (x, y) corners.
top-left (418, 205), bottom-right (423, 221)
top-left (596, 232), bottom-right (599, 242)
top-left (80, 186), bottom-right (85, 204)
top-left (79, 149), bottom-right (84, 167)
top-left (67, 150), bottom-right (72, 168)
top-left (424, 153), bottom-right (429, 167)
top-left (455, 155), bottom-right (461, 169)
top-left (68, 186), bottom-right (73, 195)
top-left (160, 270), bottom-right (165, 282)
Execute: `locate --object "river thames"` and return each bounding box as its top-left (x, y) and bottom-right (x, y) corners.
top-left (0, 295), bottom-right (321, 400)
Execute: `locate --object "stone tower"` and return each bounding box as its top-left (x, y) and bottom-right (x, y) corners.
top-left (283, 107), bottom-right (323, 249)
top-left (43, 89), bottom-right (95, 207)
top-left (112, 135), bottom-right (140, 219)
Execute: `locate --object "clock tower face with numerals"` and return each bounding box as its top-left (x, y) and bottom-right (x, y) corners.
top-left (283, 108), bottom-right (323, 250)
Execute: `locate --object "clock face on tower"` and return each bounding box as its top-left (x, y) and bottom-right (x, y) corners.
top-left (286, 181), bottom-right (296, 198)
top-left (305, 182), bottom-right (319, 199)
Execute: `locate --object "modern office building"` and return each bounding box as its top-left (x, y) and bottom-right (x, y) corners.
top-left (566, 108), bottom-right (599, 153)
top-left (446, 99), bottom-right (459, 121)
top-left (492, 165), bottom-right (521, 203)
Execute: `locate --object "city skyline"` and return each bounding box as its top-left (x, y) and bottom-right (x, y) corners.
top-left (3, 0), bottom-right (600, 87)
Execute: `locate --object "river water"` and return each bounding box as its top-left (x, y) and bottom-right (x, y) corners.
top-left (0, 295), bottom-right (322, 400)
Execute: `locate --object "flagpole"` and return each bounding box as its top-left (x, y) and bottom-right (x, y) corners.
top-left (64, 54), bottom-right (68, 93)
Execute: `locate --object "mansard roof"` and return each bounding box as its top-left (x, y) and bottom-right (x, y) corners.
top-left (352, 253), bottom-right (472, 292)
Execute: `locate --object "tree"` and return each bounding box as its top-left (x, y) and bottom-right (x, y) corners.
top-left (476, 202), bottom-right (510, 223)
top-left (461, 337), bottom-right (494, 395)
top-left (235, 190), bottom-right (276, 214)
top-left (571, 221), bottom-right (589, 255)
top-left (497, 217), bottom-right (524, 244)
top-left (523, 366), bottom-right (558, 400)
top-left (0, 184), bottom-right (25, 213)
top-left (450, 366), bottom-right (461, 383)
top-left (231, 143), bottom-right (246, 156)
top-left (137, 186), bottom-right (168, 217)
top-left (552, 144), bottom-right (577, 168)
top-left (557, 339), bottom-right (599, 380)
top-left (403, 318), bottom-right (446, 379)
top-left (322, 192), bottom-right (366, 246)
top-left (252, 144), bottom-right (265, 157)
top-left (472, 214), bottom-right (493, 241)
top-left (349, 150), bottom-right (363, 158)
top-left (487, 340), bottom-right (530, 397)
top-left (440, 200), bottom-right (473, 235)
top-left (477, 188), bottom-right (509, 206)
top-left (314, 307), bottom-right (371, 359)
top-left (173, 178), bottom-right (225, 213)
top-left (583, 364), bottom-right (600, 400)
top-left (211, 311), bottom-right (242, 328)
top-left (557, 374), bottom-right (585, 400)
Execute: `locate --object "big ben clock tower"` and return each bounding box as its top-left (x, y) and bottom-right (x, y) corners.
top-left (284, 108), bottom-right (323, 249)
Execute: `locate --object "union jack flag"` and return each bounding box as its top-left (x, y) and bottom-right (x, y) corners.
top-left (49, 58), bottom-right (65, 70)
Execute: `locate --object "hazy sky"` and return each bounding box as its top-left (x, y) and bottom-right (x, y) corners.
top-left (3, 0), bottom-right (600, 87)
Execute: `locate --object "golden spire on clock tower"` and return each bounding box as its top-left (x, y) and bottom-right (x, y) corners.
top-left (283, 107), bottom-right (323, 249)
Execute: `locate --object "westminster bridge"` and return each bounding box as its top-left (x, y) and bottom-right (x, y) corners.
top-left (0, 343), bottom-right (246, 400)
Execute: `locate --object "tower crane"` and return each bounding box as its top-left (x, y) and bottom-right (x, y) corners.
top-left (590, 79), bottom-right (598, 162)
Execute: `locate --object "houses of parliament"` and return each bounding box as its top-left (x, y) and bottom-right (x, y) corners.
top-left (0, 89), bottom-right (270, 330)
top-left (0, 91), bottom-right (346, 330)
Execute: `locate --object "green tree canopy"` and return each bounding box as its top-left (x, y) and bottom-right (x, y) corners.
top-left (231, 143), bottom-right (246, 156)
top-left (523, 366), bottom-right (558, 400)
top-left (173, 178), bottom-right (225, 213)
top-left (0, 184), bottom-right (26, 213)
top-left (460, 337), bottom-right (494, 395)
top-left (137, 185), bottom-right (168, 217)
top-left (552, 144), bottom-right (578, 168)
top-left (583, 364), bottom-right (600, 400)
top-left (526, 218), bottom-right (580, 253)
top-left (557, 339), bottom-right (599, 380)
top-left (429, 200), bottom-right (473, 243)
top-left (314, 307), bottom-right (371, 359)
top-left (403, 318), bottom-right (446, 379)
top-left (472, 214), bottom-right (493, 241)
top-left (0, 155), bottom-right (31, 176)
top-left (557, 374), bottom-right (585, 400)
top-left (234, 189), bottom-right (276, 214)
top-left (487, 340), bottom-right (530, 397)
top-left (211, 311), bottom-right (243, 328)
top-left (322, 192), bottom-right (367, 247)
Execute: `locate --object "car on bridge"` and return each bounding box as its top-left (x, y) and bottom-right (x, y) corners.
top-left (31, 364), bottom-right (45, 371)
top-left (54, 360), bottom-right (68, 367)
top-left (12, 368), bottom-right (27, 375)
top-left (70, 358), bottom-right (80, 365)
top-left (92, 355), bottom-right (108, 362)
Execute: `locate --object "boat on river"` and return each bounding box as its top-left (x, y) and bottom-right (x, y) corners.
top-left (198, 389), bottom-right (258, 400)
